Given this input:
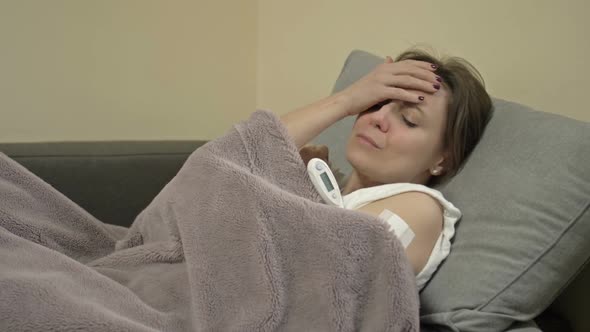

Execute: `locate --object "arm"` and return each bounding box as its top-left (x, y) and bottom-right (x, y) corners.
top-left (355, 192), bottom-right (443, 275)
top-left (279, 56), bottom-right (439, 149)
top-left (280, 92), bottom-right (351, 149)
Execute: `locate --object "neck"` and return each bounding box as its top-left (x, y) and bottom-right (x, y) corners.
top-left (341, 170), bottom-right (379, 195)
top-left (341, 169), bottom-right (433, 195)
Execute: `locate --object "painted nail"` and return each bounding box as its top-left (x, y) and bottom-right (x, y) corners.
top-left (436, 76), bottom-right (442, 82)
top-left (418, 96), bottom-right (425, 101)
top-left (433, 83), bottom-right (440, 90)
top-left (431, 64), bottom-right (438, 69)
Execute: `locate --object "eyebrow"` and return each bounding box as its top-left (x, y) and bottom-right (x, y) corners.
top-left (402, 101), bottom-right (426, 116)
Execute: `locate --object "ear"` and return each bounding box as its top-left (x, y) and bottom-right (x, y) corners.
top-left (430, 152), bottom-right (448, 175)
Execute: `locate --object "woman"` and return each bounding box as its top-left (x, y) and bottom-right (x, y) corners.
top-left (281, 49), bottom-right (493, 290)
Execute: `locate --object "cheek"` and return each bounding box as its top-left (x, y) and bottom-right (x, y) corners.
top-left (386, 129), bottom-right (415, 150)
top-left (386, 131), bottom-right (432, 160)
top-left (353, 113), bottom-right (369, 128)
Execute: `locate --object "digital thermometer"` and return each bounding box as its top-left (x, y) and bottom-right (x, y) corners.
top-left (307, 158), bottom-right (343, 207)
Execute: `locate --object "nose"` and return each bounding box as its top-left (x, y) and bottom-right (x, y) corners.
top-left (368, 104), bottom-right (391, 132)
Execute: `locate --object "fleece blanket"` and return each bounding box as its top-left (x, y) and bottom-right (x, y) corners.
top-left (0, 110), bottom-right (419, 331)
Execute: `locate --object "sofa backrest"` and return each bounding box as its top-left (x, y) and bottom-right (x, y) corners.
top-left (0, 141), bottom-right (206, 227)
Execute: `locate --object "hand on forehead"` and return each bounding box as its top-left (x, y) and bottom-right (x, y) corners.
top-left (403, 86), bottom-right (449, 111)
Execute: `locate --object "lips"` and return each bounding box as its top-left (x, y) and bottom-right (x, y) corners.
top-left (357, 134), bottom-right (381, 149)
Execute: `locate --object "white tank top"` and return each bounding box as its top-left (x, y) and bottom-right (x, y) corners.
top-left (342, 183), bottom-right (461, 291)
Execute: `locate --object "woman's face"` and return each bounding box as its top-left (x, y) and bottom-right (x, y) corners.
top-left (345, 87), bottom-right (449, 186)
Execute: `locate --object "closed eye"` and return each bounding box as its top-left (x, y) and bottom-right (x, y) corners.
top-left (402, 116), bottom-right (417, 128)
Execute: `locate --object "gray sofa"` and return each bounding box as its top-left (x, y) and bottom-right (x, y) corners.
top-left (1, 50), bottom-right (588, 331)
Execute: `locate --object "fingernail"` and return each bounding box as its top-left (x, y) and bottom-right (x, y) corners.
top-left (436, 76), bottom-right (442, 82)
top-left (433, 83), bottom-right (440, 90)
top-left (431, 64), bottom-right (438, 69)
top-left (418, 96), bottom-right (425, 101)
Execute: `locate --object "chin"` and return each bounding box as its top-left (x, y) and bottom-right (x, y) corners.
top-left (345, 141), bottom-right (400, 186)
top-left (345, 139), bottom-right (360, 167)
top-left (345, 142), bottom-right (372, 177)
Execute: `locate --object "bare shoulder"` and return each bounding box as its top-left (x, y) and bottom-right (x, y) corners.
top-left (356, 190), bottom-right (444, 274)
top-left (356, 191), bottom-right (443, 225)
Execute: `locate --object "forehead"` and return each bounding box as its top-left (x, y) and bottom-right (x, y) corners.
top-left (411, 87), bottom-right (448, 112)
top-left (406, 87), bottom-right (449, 125)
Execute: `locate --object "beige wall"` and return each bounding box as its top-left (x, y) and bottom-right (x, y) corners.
top-left (0, 0), bottom-right (257, 142)
top-left (1, 1), bottom-right (587, 143)
top-left (258, 0), bottom-right (590, 122)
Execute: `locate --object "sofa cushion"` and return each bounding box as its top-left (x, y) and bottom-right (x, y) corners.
top-left (312, 50), bottom-right (590, 331)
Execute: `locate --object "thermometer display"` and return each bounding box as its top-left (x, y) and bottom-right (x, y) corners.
top-left (320, 172), bottom-right (334, 191)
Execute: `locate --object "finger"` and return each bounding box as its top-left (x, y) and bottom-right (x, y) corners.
top-left (385, 86), bottom-right (425, 104)
top-left (389, 64), bottom-right (441, 84)
top-left (399, 59), bottom-right (438, 71)
top-left (387, 75), bottom-right (440, 94)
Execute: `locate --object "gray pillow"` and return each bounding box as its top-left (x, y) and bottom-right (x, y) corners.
top-left (313, 50), bottom-right (590, 331)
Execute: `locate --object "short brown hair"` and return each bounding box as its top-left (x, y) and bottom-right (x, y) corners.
top-left (395, 48), bottom-right (493, 187)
